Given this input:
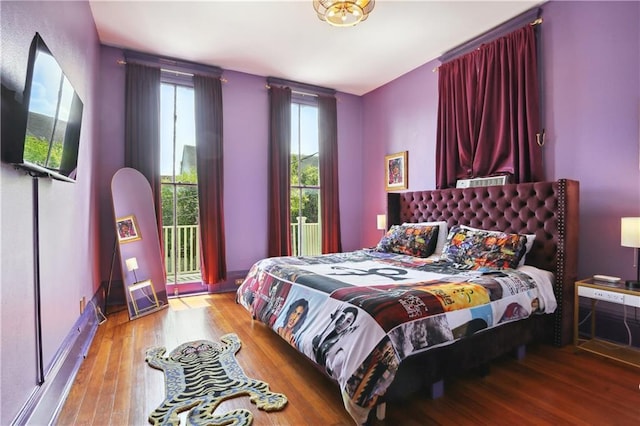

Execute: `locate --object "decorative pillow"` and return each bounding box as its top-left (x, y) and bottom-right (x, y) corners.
top-left (518, 233), bottom-right (536, 266)
top-left (376, 224), bottom-right (439, 258)
top-left (459, 225), bottom-right (535, 267)
top-left (441, 225), bottom-right (528, 270)
top-left (403, 221), bottom-right (448, 256)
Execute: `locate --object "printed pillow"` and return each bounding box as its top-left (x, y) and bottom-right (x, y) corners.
top-left (441, 225), bottom-right (528, 270)
top-left (518, 233), bottom-right (536, 266)
top-left (403, 221), bottom-right (448, 256)
top-left (376, 224), bottom-right (439, 258)
top-left (459, 225), bottom-right (535, 267)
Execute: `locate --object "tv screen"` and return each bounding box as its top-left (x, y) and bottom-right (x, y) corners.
top-left (3, 33), bottom-right (83, 183)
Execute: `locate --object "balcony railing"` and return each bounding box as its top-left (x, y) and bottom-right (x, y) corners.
top-left (163, 225), bottom-right (201, 277)
top-left (162, 221), bottom-right (321, 279)
top-left (291, 218), bottom-right (321, 256)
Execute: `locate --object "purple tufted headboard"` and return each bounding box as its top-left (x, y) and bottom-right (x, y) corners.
top-left (387, 179), bottom-right (579, 346)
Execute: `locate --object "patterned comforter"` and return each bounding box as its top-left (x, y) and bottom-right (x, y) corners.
top-left (236, 249), bottom-right (556, 424)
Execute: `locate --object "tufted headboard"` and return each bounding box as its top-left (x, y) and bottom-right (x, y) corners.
top-left (387, 179), bottom-right (579, 346)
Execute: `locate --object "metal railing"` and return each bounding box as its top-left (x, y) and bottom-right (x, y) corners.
top-left (162, 221), bottom-right (321, 276)
top-left (163, 225), bottom-right (201, 276)
top-left (291, 219), bottom-right (321, 256)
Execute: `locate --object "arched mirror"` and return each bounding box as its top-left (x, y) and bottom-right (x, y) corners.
top-left (111, 168), bottom-right (168, 319)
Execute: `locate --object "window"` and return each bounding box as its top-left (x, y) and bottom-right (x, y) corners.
top-left (290, 99), bottom-right (321, 256)
top-left (160, 82), bottom-right (202, 288)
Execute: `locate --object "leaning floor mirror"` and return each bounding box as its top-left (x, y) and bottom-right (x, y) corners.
top-left (111, 167), bottom-right (168, 319)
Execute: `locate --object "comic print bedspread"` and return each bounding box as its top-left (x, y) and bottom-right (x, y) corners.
top-left (236, 249), bottom-right (556, 424)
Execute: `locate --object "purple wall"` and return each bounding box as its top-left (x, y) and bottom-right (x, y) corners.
top-left (361, 57), bottom-right (439, 247)
top-left (543, 1), bottom-right (640, 280)
top-left (362, 1), bottom-right (640, 281)
top-left (0, 1), bottom-right (101, 423)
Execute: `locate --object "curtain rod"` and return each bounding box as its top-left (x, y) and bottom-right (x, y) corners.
top-left (266, 76), bottom-right (336, 96)
top-left (116, 60), bottom-right (228, 82)
top-left (264, 84), bottom-right (318, 98)
top-left (432, 16), bottom-right (543, 72)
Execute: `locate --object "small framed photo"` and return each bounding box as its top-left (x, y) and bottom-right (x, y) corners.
top-left (116, 215), bottom-right (141, 243)
top-left (385, 151), bottom-right (408, 191)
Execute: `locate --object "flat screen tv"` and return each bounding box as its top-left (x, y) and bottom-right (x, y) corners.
top-left (2, 32), bottom-right (83, 183)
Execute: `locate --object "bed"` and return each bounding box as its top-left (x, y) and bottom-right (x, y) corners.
top-left (236, 179), bottom-right (579, 424)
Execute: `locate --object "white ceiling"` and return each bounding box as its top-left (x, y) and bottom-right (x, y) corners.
top-left (89, 0), bottom-right (543, 96)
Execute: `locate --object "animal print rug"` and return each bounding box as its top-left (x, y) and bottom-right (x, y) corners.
top-left (145, 333), bottom-right (287, 426)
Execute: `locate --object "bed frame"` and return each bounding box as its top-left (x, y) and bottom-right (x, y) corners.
top-left (378, 179), bottom-right (579, 416)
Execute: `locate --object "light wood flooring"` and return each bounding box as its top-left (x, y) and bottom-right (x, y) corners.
top-left (57, 292), bottom-right (640, 425)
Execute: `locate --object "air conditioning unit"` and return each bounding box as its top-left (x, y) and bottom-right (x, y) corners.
top-left (456, 175), bottom-right (509, 188)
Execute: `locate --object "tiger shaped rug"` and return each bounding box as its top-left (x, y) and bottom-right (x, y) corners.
top-left (145, 333), bottom-right (287, 426)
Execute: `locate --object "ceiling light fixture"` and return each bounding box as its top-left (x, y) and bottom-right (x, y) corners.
top-left (313, 0), bottom-right (375, 27)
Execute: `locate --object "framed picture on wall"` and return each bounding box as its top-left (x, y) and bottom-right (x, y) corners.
top-left (385, 151), bottom-right (408, 191)
top-left (116, 215), bottom-right (141, 243)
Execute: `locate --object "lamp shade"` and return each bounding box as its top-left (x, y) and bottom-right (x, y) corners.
top-left (621, 217), bottom-right (640, 248)
top-left (376, 214), bottom-right (387, 231)
top-left (125, 257), bottom-right (139, 271)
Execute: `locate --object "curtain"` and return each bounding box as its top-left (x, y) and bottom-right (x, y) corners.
top-left (435, 55), bottom-right (478, 188)
top-left (436, 25), bottom-right (543, 188)
top-left (318, 95), bottom-right (342, 253)
top-left (194, 75), bottom-right (226, 285)
top-left (268, 86), bottom-right (292, 257)
top-left (124, 63), bottom-right (163, 240)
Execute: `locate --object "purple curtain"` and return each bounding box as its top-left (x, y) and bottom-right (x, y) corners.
top-left (318, 95), bottom-right (342, 254)
top-left (436, 55), bottom-right (478, 187)
top-left (194, 75), bottom-right (226, 285)
top-left (268, 86), bottom-right (292, 257)
top-left (436, 25), bottom-right (543, 189)
top-left (124, 63), bottom-right (163, 245)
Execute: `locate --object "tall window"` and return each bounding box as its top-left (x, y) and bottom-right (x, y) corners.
top-left (160, 83), bottom-right (202, 287)
top-left (290, 100), bottom-right (321, 256)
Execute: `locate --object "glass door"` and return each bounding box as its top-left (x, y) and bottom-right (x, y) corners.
top-left (160, 82), bottom-right (203, 295)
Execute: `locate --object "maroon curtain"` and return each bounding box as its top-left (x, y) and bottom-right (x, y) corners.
top-left (436, 25), bottom-right (543, 188)
top-left (435, 55), bottom-right (478, 188)
top-left (194, 75), bottom-right (226, 284)
top-left (268, 86), bottom-right (292, 257)
top-left (124, 63), bottom-right (163, 244)
top-left (318, 95), bottom-right (342, 253)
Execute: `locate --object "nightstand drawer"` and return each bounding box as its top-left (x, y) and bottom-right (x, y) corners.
top-left (577, 285), bottom-right (640, 307)
top-left (627, 292), bottom-right (640, 307)
top-left (577, 285), bottom-right (625, 304)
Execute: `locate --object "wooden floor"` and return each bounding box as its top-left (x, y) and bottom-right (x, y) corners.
top-left (58, 292), bottom-right (640, 425)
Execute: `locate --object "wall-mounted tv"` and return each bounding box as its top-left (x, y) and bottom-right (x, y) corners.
top-left (2, 32), bottom-right (83, 183)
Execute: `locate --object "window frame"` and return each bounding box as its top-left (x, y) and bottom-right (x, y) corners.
top-left (290, 93), bottom-right (321, 256)
top-left (160, 78), bottom-right (203, 291)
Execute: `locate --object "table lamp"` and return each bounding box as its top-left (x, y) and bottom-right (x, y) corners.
top-left (377, 214), bottom-right (387, 236)
top-left (126, 257), bottom-right (139, 282)
top-left (621, 217), bottom-right (640, 289)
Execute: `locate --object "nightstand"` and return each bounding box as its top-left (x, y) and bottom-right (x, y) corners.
top-left (574, 278), bottom-right (640, 368)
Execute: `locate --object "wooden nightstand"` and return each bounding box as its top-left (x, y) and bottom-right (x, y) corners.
top-left (574, 278), bottom-right (640, 368)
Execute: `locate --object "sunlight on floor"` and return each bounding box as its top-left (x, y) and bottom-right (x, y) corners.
top-left (169, 294), bottom-right (212, 311)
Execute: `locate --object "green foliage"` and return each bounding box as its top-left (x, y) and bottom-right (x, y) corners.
top-left (161, 170), bottom-right (200, 227)
top-left (23, 135), bottom-right (62, 167)
top-left (176, 169), bottom-right (198, 184)
top-left (290, 153), bottom-right (320, 224)
top-left (291, 189), bottom-right (319, 224)
top-left (290, 154), bottom-right (319, 186)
